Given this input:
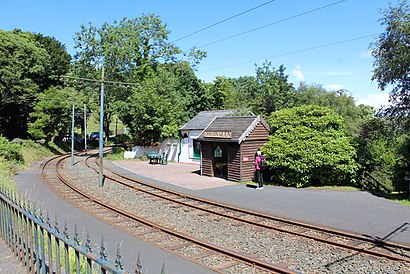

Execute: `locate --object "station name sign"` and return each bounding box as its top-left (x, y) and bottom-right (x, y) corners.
top-left (203, 131), bottom-right (232, 139)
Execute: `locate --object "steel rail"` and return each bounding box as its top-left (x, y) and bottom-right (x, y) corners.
top-left (86, 155), bottom-right (410, 264)
top-left (50, 153), bottom-right (295, 273)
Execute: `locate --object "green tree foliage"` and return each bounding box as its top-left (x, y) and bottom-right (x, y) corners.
top-left (254, 62), bottom-right (295, 116)
top-left (0, 136), bottom-right (23, 163)
top-left (295, 83), bottom-right (374, 137)
top-left (28, 87), bottom-right (76, 143)
top-left (263, 105), bottom-right (358, 187)
top-left (116, 65), bottom-right (188, 144)
top-left (357, 117), bottom-right (410, 191)
top-left (371, 0), bottom-right (410, 130)
top-left (0, 30), bottom-right (49, 139)
top-left (33, 33), bottom-right (71, 90)
top-left (204, 63), bottom-right (295, 115)
top-left (0, 29), bottom-right (71, 140)
top-left (72, 14), bottom-right (205, 140)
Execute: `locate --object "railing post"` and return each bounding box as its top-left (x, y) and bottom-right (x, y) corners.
top-left (115, 243), bottom-right (124, 271)
top-left (0, 195), bottom-right (4, 240)
top-left (74, 224), bottom-right (81, 273)
top-left (135, 253), bottom-right (142, 274)
top-left (38, 209), bottom-right (46, 274)
top-left (63, 219), bottom-right (70, 274)
top-left (33, 219), bottom-right (40, 274)
top-left (47, 211), bottom-right (54, 274)
top-left (55, 215), bottom-right (61, 274)
top-left (86, 231), bottom-right (92, 274)
top-left (100, 237), bottom-right (107, 274)
top-left (16, 206), bottom-right (23, 264)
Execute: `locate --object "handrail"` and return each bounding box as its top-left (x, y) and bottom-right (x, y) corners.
top-left (0, 186), bottom-right (139, 274)
top-left (361, 171), bottom-right (392, 194)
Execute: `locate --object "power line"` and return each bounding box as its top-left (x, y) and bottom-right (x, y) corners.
top-left (199, 33), bottom-right (378, 74)
top-left (61, 75), bottom-right (141, 86)
top-left (171, 0), bottom-right (277, 43)
top-left (198, 0), bottom-right (346, 49)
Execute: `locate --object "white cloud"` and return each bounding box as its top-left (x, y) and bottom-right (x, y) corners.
top-left (292, 65), bottom-right (304, 82)
top-left (359, 49), bottom-right (372, 59)
top-left (356, 93), bottom-right (390, 109)
top-left (325, 71), bottom-right (354, 76)
top-left (308, 71), bottom-right (354, 76)
top-left (326, 84), bottom-right (345, 90)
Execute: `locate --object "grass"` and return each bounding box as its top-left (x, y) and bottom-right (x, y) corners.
top-left (0, 139), bottom-right (68, 192)
top-left (305, 186), bottom-right (360, 191)
top-left (0, 158), bottom-right (18, 192)
top-left (387, 192), bottom-right (410, 207)
top-left (105, 146), bottom-right (126, 161)
top-left (87, 113), bottom-right (126, 136)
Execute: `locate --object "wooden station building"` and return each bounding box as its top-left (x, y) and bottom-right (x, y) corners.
top-left (197, 115), bottom-right (269, 182)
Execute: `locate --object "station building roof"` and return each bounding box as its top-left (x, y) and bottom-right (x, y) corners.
top-left (197, 115), bottom-right (269, 144)
top-left (179, 110), bottom-right (234, 132)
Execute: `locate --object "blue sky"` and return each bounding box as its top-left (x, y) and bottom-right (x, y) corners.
top-left (0, 0), bottom-right (393, 109)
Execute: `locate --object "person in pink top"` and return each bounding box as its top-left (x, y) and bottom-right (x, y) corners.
top-left (254, 149), bottom-right (264, 190)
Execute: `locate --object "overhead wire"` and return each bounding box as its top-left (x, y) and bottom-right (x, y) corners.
top-left (170, 0), bottom-right (277, 43)
top-left (61, 75), bottom-right (141, 86)
top-left (197, 0), bottom-right (347, 49)
top-left (199, 33), bottom-right (379, 74)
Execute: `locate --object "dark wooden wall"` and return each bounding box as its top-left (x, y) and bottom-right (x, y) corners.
top-left (227, 144), bottom-right (240, 181)
top-left (201, 142), bottom-right (213, 177)
top-left (239, 122), bottom-right (269, 181)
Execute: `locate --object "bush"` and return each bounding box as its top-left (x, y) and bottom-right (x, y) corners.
top-left (0, 157), bottom-right (17, 192)
top-left (263, 105), bottom-right (358, 187)
top-left (111, 134), bottom-right (131, 144)
top-left (106, 147), bottom-right (126, 161)
top-left (0, 136), bottom-right (23, 163)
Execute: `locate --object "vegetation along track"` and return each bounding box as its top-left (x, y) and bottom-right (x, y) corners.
top-left (43, 152), bottom-right (410, 273)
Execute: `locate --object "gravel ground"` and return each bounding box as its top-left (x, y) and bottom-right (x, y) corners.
top-left (0, 239), bottom-right (26, 274)
top-left (62, 157), bottom-right (410, 273)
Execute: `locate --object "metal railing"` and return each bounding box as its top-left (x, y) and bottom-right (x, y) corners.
top-left (360, 171), bottom-right (392, 195)
top-left (0, 186), bottom-right (147, 274)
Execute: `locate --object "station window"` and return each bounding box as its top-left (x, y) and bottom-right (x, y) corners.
top-left (193, 139), bottom-right (201, 159)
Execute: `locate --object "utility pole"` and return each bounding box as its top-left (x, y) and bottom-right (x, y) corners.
top-left (84, 103), bottom-right (87, 152)
top-left (99, 67), bottom-right (105, 187)
top-left (71, 101), bottom-right (75, 166)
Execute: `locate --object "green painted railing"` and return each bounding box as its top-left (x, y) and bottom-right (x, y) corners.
top-left (0, 186), bottom-right (146, 274)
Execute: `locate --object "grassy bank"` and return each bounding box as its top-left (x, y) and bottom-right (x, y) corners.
top-left (0, 138), bottom-right (67, 191)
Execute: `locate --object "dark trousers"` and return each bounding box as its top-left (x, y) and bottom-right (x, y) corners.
top-left (255, 170), bottom-right (263, 188)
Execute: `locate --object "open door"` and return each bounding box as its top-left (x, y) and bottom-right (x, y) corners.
top-left (212, 143), bottom-right (227, 179)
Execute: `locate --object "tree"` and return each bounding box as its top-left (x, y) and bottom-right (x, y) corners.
top-left (254, 62), bottom-right (295, 116)
top-left (204, 62), bottom-right (294, 115)
top-left (116, 65), bottom-right (186, 144)
top-left (0, 29), bottom-right (71, 140)
top-left (262, 105), bottom-right (358, 187)
top-left (371, 0), bottom-right (410, 130)
top-left (357, 117), bottom-right (410, 191)
top-left (32, 33), bottom-right (71, 90)
top-left (295, 83), bottom-right (374, 137)
top-left (72, 15), bottom-right (205, 139)
top-left (28, 87), bottom-right (77, 143)
top-left (0, 30), bottom-right (49, 139)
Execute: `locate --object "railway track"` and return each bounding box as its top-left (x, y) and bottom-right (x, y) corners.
top-left (42, 153), bottom-right (292, 273)
top-left (42, 152), bottom-right (410, 273)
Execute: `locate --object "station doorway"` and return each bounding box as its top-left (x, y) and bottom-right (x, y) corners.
top-left (211, 143), bottom-right (227, 179)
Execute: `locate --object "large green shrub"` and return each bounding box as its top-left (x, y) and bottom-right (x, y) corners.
top-left (263, 105), bottom-right (358, 187)
top-left (0, 136), bottom-right (23, 163)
